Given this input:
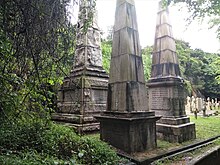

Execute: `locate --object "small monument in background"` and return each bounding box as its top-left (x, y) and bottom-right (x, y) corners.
top-left (147, 1), bottom-right (196, 143)
top-left (96, 0), bottom-right (160, 154)
top-left (52, 1), bottom-right (108, 134)
top-left (185, 96), bottom-right (192, 115)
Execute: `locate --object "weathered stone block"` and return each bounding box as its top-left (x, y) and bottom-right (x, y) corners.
top-left (107, 82), bottom-right (148, 112)
top-left (109, 54), bottom-right (144, 83)
top-left (156, 122), bottom-right (196, 143)
top-left (114, 1), bottom-right (137, 31)
top-left (96, 112), bottom-right (160, 153)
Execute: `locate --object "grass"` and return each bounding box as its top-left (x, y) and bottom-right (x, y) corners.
top-left (152, 115), bottom-right (220, 164)
top-left (190, 116), bottom-right (220, 140)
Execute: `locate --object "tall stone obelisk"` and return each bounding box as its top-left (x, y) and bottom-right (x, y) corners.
top-left (52, 0), bottom-right (108, 134)
top-left (96, 0), bottom-right (160, 154)
top-left (147, 1), bottom-right (196, 143)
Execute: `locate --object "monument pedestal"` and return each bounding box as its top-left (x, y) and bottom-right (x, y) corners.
top-left (96, 112), bottom-right (160, 153)
top-left (52, 66), bottom-right (108, 133)
top-left (147, 79), bottom-right (196, 143)
top-left (156, 117), bottom-right (196, 143)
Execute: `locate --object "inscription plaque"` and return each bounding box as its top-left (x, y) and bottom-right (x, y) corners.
top-left (151, 88), bottom-right (169, 110)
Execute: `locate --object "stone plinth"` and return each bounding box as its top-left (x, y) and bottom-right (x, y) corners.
top-left (53, 66), bottom-right (108, 133)
top-left (148, 79), bottom-right (186, 117)
top-left (156, 117), bottom-right (196, 143)
top-left (148, 78), bottom-right (196, 143)
top-left (96, 112), bottom-right (160, 153)
top-left (52, 1), bottom-right (108, 134)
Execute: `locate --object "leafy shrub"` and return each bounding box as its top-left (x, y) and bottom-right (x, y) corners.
top-left (0, 117), bottom-right (49, 152)
top-left (0, 117), bottom-right (121, 164)
top-left (0, 151), bottom-right (77, 165)
top-left (77, 136), bottom-right (119, 165)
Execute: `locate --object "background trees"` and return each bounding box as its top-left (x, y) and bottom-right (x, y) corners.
top-left (176, 40), bottom-right (219, 98)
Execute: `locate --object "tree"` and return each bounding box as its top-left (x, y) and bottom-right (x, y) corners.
top-left (101, 40), bottom-right (112, 73)
top-left (176, 40), bottom-right (220, 98)
top-left (0, 0), bottom-right (76, 119)
top-left (142, 46), bottom-right (153, 80)
top-left (168, 0), bottom-right (220, 39)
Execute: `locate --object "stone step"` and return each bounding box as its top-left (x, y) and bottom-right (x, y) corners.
top-left (55, 121), bottom-right (100, 133)
top-left (51, 113), bottom-right (99, 124)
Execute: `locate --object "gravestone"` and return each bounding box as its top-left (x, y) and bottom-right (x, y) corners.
top-left (185, 96), bottom-right (192, 115)
top-left (52, 1), bottom-right (108, 133)
top-left (207, 97), bottom-right (211, 110)
top-left (217, 101), bottom-right (220, 110)
top-left (147, 1), bottom-right (196, 143)
top-left (191, 96), bottom-right (196, 111)
top-left (196, 97), bottom-right (203, 112)
top-left (212, 99), bottom-right (215, 109)
top-left (214, 98), bottom-right (218, 110)
top-left (96, 0), bottom-right (160, 154)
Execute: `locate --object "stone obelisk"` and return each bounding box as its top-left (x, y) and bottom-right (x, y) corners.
top-left (52, 0), bottom-right (109, 134)
top-left (96, 0), bottom-right (160, 154)
top-left (147, 1), bottom-right (196, 143)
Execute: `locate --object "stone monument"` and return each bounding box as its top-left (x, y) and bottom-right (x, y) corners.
top-left (96, 0), bottom-right (160, 154)
top-left (185, 96), bottom-right (192, 115)
top-left (52, 1), bottom-right (108, 134)
top-left (207, 97), bottom-right (211, 110)
top-left (147, 1), bottom-right (196, 143)
top-left (196, 97), bottom-right (203, 112)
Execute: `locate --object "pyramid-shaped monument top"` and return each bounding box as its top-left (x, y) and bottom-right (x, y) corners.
top-left (107, 0), bottom-right (147, 112)
top-left (150, 0), bottom-right (181, 79)
top-left (73, 0), bottom-right (102, 68)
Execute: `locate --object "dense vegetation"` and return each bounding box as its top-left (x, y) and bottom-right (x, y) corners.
top-left (0, 117), bottom-right (121, 164)
top-left (0, 0), bottom-right (76, 119)
top-left (176, 40), bottom-right (220, 98)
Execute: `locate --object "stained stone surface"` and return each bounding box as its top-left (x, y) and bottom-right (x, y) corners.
top-left (147, 1), bottom-right (195, 143)
top-left (151, 1), bottom-right (180, 79)
top-left (96, 0), bottom-right (159, 154)
top-left (52, 1), bottom-right (108, 134)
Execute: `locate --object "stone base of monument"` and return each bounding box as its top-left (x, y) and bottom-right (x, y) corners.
top-left (95, 112), bottom-right (161, 154)
top-left (52, 66), bottom-right (108, 134)
top-left (147, 78), bottom-right (196, 143)
top-left (156, 116), bottom-right (196, 143)
top-left (52, 113), bottom-right (101, 133)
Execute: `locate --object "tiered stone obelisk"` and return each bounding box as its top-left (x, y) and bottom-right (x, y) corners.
top-left (147, 1), bottom-right (196, 143)
top-left (52, 1), bottom-right (108, 134)
top-left (96, 0), bottom-right (160, 154)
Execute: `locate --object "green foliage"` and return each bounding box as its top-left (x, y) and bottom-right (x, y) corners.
top-left (168, 0), bottom-right (220, 39)
top-left (176, 40), bottom-right (220, 98)
top-left (142, 46), bottom-right (153, 80)
top-left (77, 137), bottom-right (120, 164)
top-left (101, 40), bottom-right (112, 73)
top-left (0, 151), bottom-right (73, 165)
top-left (0, 0), bottom-right (75, 119)
top-left (0, 117), bottom-right (120, 165)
